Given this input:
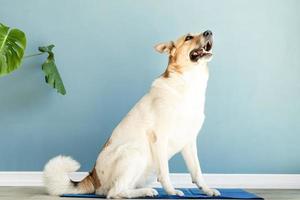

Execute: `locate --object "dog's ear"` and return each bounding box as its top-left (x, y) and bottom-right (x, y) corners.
top-left (154, 41), bottom-right (175, 55)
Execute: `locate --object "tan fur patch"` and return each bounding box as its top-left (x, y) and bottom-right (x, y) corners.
top-left (161, 34), bottom-right (204, 78)
top-left (162, 41), bottom-right (185, 78)
top-left (78, 175), bottom-right (94, 193)
top-left (77, 167), bottom-right (101, 192)
top-left (147, 131), bottom-right (157, 143)
top-left (90, 167), bottom-right (101, 189)
top-left (103, 138), bottom-right (112, 149)
top-left (163, 63), bottom-right (183, 78)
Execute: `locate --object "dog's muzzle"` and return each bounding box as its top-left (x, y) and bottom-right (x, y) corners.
top-left (190, 30), bottom-right (213, 62)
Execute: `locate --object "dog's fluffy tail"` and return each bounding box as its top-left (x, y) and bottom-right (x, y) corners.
top-left (43, 155), bottom-right (96, 195)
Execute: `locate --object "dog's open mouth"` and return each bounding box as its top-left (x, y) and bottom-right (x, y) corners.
top-left (189, 40), bottom-right (213, 62)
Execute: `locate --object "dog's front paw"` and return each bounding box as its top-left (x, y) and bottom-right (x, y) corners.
top-left (167, 189), bottom-right (184, 196)
top-left (202, 188), bottom-right (220, 196)
top-left (145, 188), bottom-right (159, 197)
top-left (174, 189), bottom-right (184, 196)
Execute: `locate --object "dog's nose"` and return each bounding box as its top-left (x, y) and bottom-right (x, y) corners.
top-left (203, 30), bottom-right (212, 37)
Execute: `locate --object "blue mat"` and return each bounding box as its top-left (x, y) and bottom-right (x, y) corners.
top-left (61, 188), bottom-right (263, 199)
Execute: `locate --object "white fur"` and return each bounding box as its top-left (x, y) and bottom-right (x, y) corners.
top-left (43, 155), bottom-right (80, 195)
top-left (44, 32), bottom-right (220, 198)
top-left (94, 64), bottom-right (216, 198)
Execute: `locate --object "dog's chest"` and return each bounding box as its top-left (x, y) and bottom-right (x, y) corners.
top-left (167, 73), bottom-right (208, 156)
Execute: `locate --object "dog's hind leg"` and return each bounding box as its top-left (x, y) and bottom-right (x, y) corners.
top-left (112, 188), bottom-right (158, 198)
top-left (106, 148), bottom-right (157, 198)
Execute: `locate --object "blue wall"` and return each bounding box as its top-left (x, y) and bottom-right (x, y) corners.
top-left (0, 0), bottom-right (299, 173)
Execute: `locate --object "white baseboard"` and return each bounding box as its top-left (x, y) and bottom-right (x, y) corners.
top-left (0, 172), bottom-right (300, 189)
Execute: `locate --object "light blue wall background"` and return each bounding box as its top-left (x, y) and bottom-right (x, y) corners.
top-left (0, 0), bottom-right (299, 173)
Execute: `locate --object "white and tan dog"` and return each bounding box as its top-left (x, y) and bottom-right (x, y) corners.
top-left (44, 30), bottom-right (220, 198)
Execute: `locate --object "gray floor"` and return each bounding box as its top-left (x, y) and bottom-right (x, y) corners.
top-left (0, 187), bottom-right (299, 200)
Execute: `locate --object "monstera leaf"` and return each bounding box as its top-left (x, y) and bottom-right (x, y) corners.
top-left (0, 23), bottom-right (26, 76)
top-left (0, 22), bottom-right (66, 95)
top-left (39, 45), bottom-right (66, 95)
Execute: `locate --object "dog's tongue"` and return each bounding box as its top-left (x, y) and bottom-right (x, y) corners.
top-left (192, 48), bottom-right (203, 56)
top-left (193, 48), bottom-right (208, 57)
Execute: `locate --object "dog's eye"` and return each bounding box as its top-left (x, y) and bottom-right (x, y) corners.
top-left (185, 35), bottom-right (193, 41)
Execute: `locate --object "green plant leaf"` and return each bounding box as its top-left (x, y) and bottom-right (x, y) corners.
top-left (39, 45), bottom-right (66, 95)
top-left (0, 23), bottom-right (26, 76)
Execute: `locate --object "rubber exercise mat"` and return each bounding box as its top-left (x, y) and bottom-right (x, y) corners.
top-left (61, 188), bottom-right (263, 199)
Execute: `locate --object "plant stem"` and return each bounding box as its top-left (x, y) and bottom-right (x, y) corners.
top-left (24, 52), bottom-right (44, 58)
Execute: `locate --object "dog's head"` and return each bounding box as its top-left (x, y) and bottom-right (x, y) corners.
top-left (155, 30), bottom-right (213, 68)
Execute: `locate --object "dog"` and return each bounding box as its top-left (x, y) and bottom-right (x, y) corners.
top-left (43, 30), bottom-right (220, 198)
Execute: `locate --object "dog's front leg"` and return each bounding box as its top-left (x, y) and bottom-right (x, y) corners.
top-left (181, 141), bottom-right (220, 196)
top-left (149, 133), bottom-right (184, 196)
